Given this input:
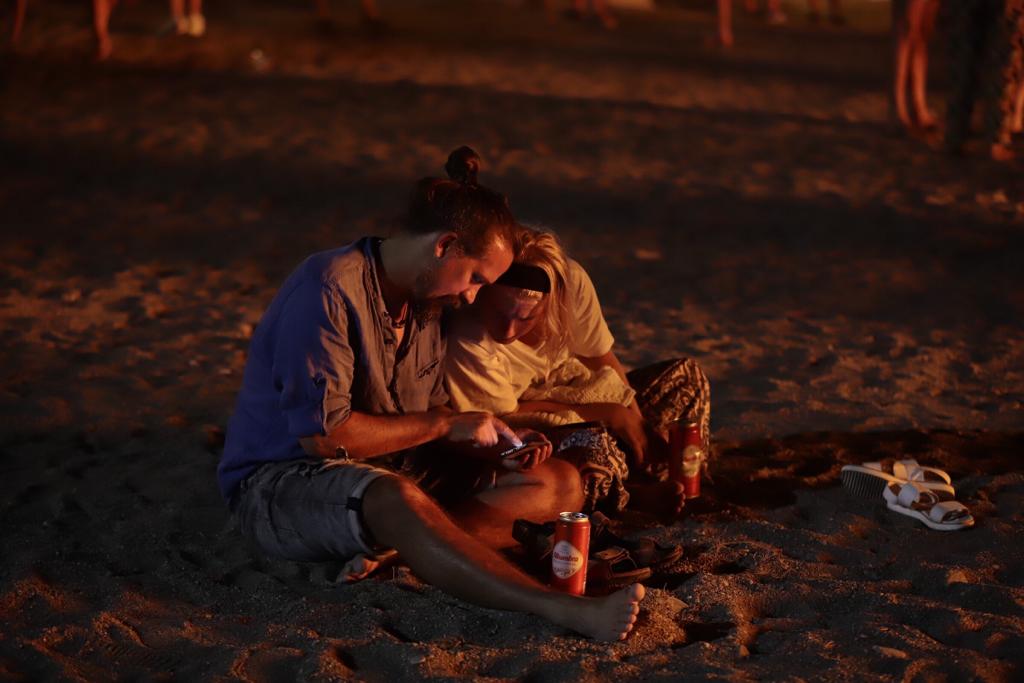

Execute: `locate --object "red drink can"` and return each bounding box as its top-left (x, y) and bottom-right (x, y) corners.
top-left (551, 512), bottom-right (590, 595)
top-left (669, 420), bottom-right (703, 499)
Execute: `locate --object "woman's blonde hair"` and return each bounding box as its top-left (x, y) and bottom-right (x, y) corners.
top-left (511, 226), bottom-right (573, 357)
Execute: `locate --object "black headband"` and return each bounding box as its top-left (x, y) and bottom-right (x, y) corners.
top-left (495, 263), bottom-right (551, 293)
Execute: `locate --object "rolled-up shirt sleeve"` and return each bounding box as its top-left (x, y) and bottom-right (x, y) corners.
top-left (271, 281), bottom-right (354, 438)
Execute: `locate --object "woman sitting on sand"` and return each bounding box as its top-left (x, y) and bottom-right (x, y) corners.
top-left (445, 227), bottom-right (711, 518)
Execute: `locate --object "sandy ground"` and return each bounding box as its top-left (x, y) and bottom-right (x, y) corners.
top-left (1, 1), bottom-right (1023, 680)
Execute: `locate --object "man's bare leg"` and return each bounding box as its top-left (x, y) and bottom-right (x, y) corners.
top-left (766, 0), bottom-right (786, 24)
top-left (893, 11), bottom-right (913, 129)
top-left (92, 0), bottom-right (115, 60)
top-left (910, 0), bottom-right (938, 129)
top-left (910, 40), bottom-right (936, 129)
top-left (450, 458), bottom-right (584, 549)
top-left (1012, 80), bottom-right (1024, 133)
top-left (591, 0), bottom-right (618, 30)
top-left (362, 474), bottom-right (643, 641)
top-left (828, 0), bottom-right (844, 24)
top-left (717, 0), bottom-right (734, 48)
top-left (313, 0), bottom-right (331, 22)
top-left (170, 0), bottom-right (185, 29)
top-left (359, 0), bottom-right (382, 22)
top-left (12, 0), bottom-right (27, 45)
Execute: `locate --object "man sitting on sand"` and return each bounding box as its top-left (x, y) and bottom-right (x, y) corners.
top-left (217, 147), bottom-right (643, 641)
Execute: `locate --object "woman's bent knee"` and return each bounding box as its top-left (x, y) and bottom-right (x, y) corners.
top-left (493, 458), bottom-right (581, 497)
top-left (540, 457), bottom-right (584, 502)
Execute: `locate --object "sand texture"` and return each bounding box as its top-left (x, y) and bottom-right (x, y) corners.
top-left (1, 1), bottom-right (1023, 680)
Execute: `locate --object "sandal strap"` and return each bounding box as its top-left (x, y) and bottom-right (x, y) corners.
top-left (898, 481), bottom-right (944, 507)
top-left (893, 459), bottom-right (952, 485)
top-left (592, 546), bottom-right (634, 567)
top-left (588, 511), bottom-right (680, 567)
top-left (586, 546), bottom-right (651, 586)
top-left (930, 500), bottom-right (969, 523)
top-left (589, 511), bottom-right (613, 542)
top-left (512, 519), bottom-right (555, 562)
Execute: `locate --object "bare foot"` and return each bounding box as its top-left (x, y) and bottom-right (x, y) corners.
top-left (340, 549), bottom-right (397, 582)
top-left (597, 10), bottom-right (618, 30)
top-left (340, 554), bottom-right (380, 582)
top-left (1013, 87), bottom-right (1024, 132)
top-left (916, 108), bottom-right (937, 131)
top-left (910, 124), bottom-right (942, 148)
top-left (557, 584), bottom-right (644, 641)
top-left (895, 102), bottom-right (913, 131)
top-left (627, 480), bottom-right (686, 518)
top-left (990, 143), bottom-right (1015, 163)
top-left (95, 37), bottom-right (113, 61)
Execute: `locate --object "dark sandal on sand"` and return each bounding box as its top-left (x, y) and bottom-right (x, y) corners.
top-left (512, 519), bottom-right (556, 564)
top-left (513, 515), bottom-right (683, 572)
top-left (586, 547), bottom-right (653, 594)
top-left (589, 512), bottom-right (683, 571)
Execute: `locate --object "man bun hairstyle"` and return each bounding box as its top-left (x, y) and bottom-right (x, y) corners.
top-left (404, 146), bottom-right (516, 257)
top-left (444, 146), bottom-right (480, 186)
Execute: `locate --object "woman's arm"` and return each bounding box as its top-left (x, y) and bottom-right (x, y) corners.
top-left (577, 350), bottom-right (643, 415)
top-left (573, 350), bottom-right (650, 463)
top-left (577, 349), bottom-right (631, 389)
top-left (515, 398), bottom-right (648, 466)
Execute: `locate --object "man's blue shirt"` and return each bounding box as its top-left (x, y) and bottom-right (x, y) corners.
top-left (217, 237), bottom-right (448, 501)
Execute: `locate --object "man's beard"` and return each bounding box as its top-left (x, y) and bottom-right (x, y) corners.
top-left (410, 265), bottom-right (461, 324)
top-left (413, 265), bottom-right (462, 310)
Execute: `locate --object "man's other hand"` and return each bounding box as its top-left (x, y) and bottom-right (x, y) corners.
top-left (500, 429), bottom-right (552, 471)
top-left (447, 411), bottom-right (519, 447)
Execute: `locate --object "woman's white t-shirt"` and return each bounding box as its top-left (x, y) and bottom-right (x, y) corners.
top-left (445, 260), bottom-right (615, 415)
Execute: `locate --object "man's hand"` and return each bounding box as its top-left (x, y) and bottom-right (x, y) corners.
top-left (577, 403), bottom-right (649, 466)
top-left (447, 411), bottom-right (520, 448)
top-left (500, 429), bottom-right (553, 472)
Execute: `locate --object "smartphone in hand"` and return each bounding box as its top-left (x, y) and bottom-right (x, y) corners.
top-left (497, 438), bottom-right (542, 469)
top-left (498, 441), bottom-right (538, 460)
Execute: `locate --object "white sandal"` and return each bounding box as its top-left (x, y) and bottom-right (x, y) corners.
top-left (882, 481), bottom-right (974, 531)
top-left (891, 459), bottom-right (952, 487)
top-left (841, 458), bottom-right (954, 499)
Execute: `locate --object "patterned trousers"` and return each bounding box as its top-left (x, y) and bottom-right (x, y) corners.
top-left (558, 357), bottom-right (713, 513)
top-left (628, 357), bottom-right (712, 458)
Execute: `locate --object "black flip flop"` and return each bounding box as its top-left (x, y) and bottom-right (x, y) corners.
top-left (512, 519), bottom-right (556, 565)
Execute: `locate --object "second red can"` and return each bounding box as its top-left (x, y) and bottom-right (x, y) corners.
top-left (669, 420), bottom-right (704, 499)
top-left (551, 511), bottom-right (590, 595)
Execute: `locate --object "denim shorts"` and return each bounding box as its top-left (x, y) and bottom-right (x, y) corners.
top-left (233, 458), bottom-right (392, 563)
